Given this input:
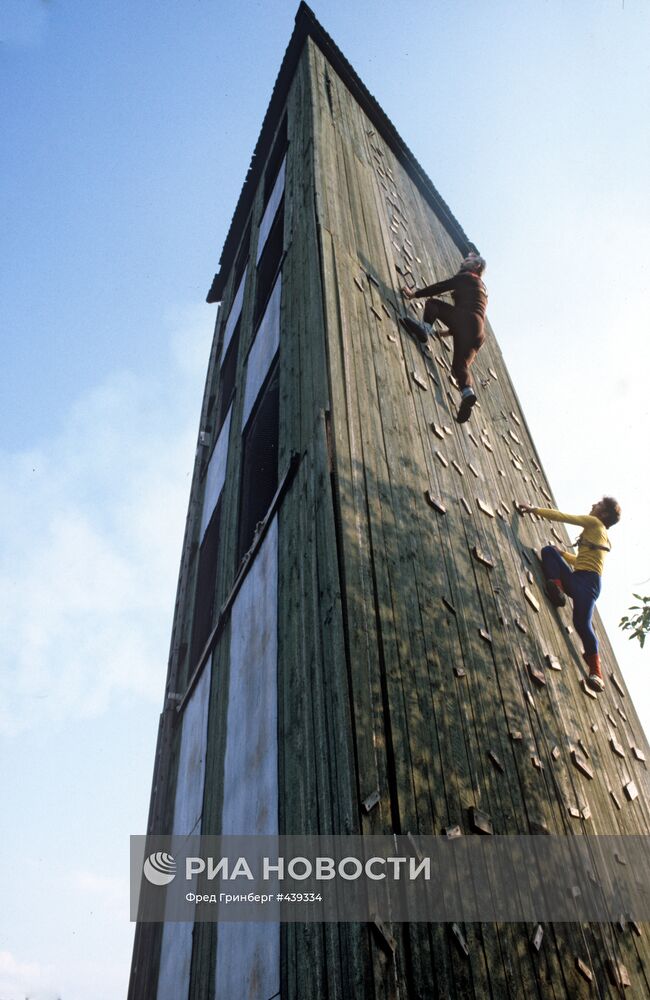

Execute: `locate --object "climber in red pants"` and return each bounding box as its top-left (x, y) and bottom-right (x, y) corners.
top-left (517, 498), bottom-right (621, 691)
top-left (400, 252), bottom-right (487, 423)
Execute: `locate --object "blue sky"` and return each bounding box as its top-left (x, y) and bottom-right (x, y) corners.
top-left (1, 1), bottom-right (649, 997)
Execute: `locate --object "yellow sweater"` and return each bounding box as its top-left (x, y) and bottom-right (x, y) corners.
top-left (533, 508), bottom-right (611, 575)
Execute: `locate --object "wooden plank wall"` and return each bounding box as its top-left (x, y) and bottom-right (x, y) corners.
top-left (307, 37), bottom-right (650, 1000)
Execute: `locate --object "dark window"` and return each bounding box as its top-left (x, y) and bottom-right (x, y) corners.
top-left (263, 117), bottom-right (287, 205)
top-left (215, 318), bottom-right (240, 436)
top-left (190, 499), bottom-right (222, 670)
top-left (254, 202), bottom-right (284, 327)
top-left (238, 362), bottom-right (279, 560)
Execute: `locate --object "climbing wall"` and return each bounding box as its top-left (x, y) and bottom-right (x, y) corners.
top-left (296, 34), bottom-right (650, 1000)
top-left (131, 10), bottom-right (650, 998)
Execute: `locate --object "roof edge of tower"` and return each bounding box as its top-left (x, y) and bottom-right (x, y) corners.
top-left (207, 2), bottom-right (475, 303)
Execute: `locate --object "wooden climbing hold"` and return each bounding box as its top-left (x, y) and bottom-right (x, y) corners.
top-left (442, 597), bottom-right (456, 615)
top-left (362, 789), bottom-right (381, 813)
top-left (624, 781), bottom-right (638, 801)
top-left (353, 276), bottom-right (365, 292)
top-left (405, 831), bottom-right (424, 863)
top-left (631, 745), bottom-right (646, 762)
top-left (523, 587), bottom-right (540, 612)
top-left (479, 628), bottom-right (492, 644)
top-left (451, 459), bottom-right (464, 476)
top-left (580, 678), bottom-right (597, 699)
top-left (454, 666), bottom-right (466, 678)
top-left (460, 497), bottom-right (472, 515)
top-left (468, 806), bottom-right (493, 835)
top-left (609, 737), bottom-right (626, 759)
top-left (472, 546), bottom-right (495, 568)
top-left (610, 790), bottom-right (622, 810)
top-left (435, 450), bottom-right (449, 468)
top-left (575, 958), bottom-right (593, 983)
top-left (468, 463), bottom-right (480, 479)
top-left (531, 925), bottom-right (544, 952)
top-left (551, 746), bottom-right (560, 760)
top-left (371, 914), bottom-right (396, 954)
top-left (488, 750), bottom-right (505, 773)
top-left (477, 498), bottom-right (495, 518)
top-left (515, 618), bottom-right (528, 634)
top-left (545, 654), bottom-right (562, 671)
top-left (531, 754), bottom-right (544, 770)
top-left (430, 422), bottom-right (445, 439)
top-left (571, 750), bottom-right (594, 779)
top-left (610, 672), bottom-right (626, 697)
top-left (528, 663), bottom-right (546, 688)
top-left (450, 923), bottom-right (469, 957)
top-left (411, 370), bottom-right (428, 391)
top-left (425, 491), bottom-right (446, 514)
top-left (606, 959), bottom-right (631, 989)
top-left (444, 825), bottom-right (462, 840)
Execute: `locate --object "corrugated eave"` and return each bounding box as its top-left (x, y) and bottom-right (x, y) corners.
top-left (207, 1), bottom-right (473, 303)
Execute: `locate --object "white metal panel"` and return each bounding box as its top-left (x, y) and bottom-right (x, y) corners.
top-left (157, 921), bottom-right (193, 1000)
top-left (172, 658), bottom-right (212, 836)
top-left (256, 157), bottom-right (286, 264)
top-left (221, 515), bottom-right (278, 834)
top-left (222, 266), bottom-right (247, 357)
top-left (215, 517), bottom-right (279, 998)
top-left (242, 275), bottom-right (281, 429)
top-left (215, 923), bottom-right (280, 1000)
top-left (200, 406), bottom-right (232, 541)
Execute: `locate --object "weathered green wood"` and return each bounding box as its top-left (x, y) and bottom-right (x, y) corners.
top-left (133, 14), bottom-right (650, 1000)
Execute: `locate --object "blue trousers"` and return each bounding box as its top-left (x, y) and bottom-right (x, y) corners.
top-left (541, 546), bottom-right (601, 656)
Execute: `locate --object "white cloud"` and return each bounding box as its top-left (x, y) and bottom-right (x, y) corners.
top-left (0, 304), bottom-right (214, 736)
top-left (0, 949), bottom-right (58, 1000)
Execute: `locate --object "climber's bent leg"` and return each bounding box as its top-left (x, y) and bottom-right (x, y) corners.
top-left (540, 545), bottom-right (572, 607)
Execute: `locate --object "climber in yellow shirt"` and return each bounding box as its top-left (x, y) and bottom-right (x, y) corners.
top-left (518, 498), bottom-right (621, 691)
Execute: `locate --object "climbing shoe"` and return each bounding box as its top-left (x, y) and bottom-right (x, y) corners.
top-left (544, 579), bottom-right (566, 608)
top-left (456, 390), bottom-right (477, 424)
top-left (399, 316), bottom-right (428, 345)
top-left (584, 652), bottom-right (605, 692)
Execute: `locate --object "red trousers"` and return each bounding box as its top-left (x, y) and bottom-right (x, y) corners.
top-left (423, 299), bottom-right (485, 389)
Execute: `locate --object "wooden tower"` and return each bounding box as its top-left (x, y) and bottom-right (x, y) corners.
top-left (129, 5), bottom-right (650, 997)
